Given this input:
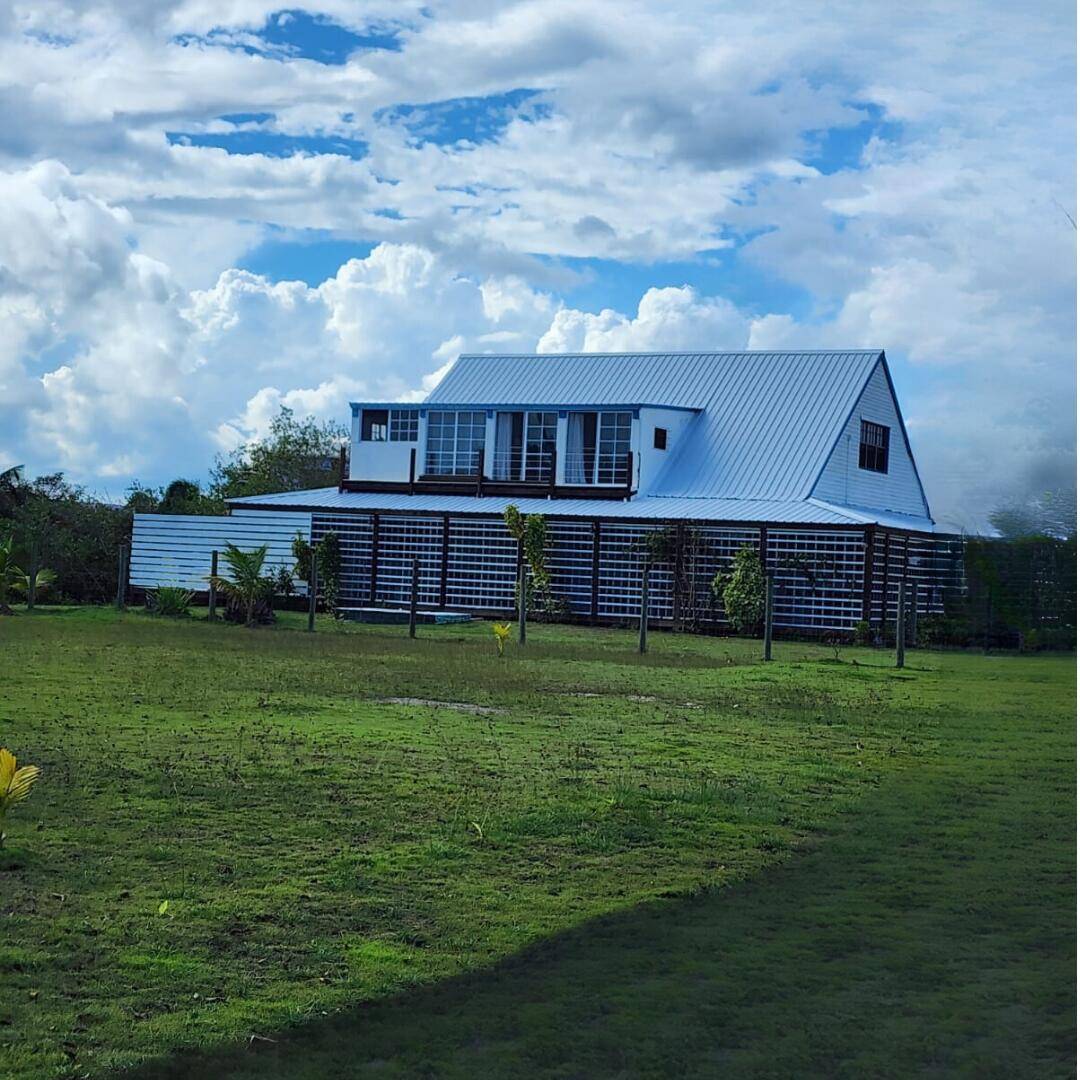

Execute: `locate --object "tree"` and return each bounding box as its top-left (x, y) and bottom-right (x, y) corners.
top-left (210, 407), bottom-right (348, 500)
top-left (125, 478), bottom-right (224, 516)
top-left (209, 543), bottom-right (274, 627)
top-left (989, 489), bottom-right (1077, 540)
top-left (712, 545), bottom-right (766, 634)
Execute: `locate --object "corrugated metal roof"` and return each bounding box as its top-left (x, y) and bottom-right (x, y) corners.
top-left (428, 350), bottom-right (884, 502)
top-left (228, 486), bottom-right (934, 529)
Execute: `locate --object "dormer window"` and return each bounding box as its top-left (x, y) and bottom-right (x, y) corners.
top-left (361, 409), bottom-right (389, 441)
top-left (859, 420), bottom-right (889, 473)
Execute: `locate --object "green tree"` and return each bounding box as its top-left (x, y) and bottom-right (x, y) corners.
top-left (209, 543), bottom-right (274, 628)
top-left (712, 545), bottom-right (766, 634)
top-left (210, 407), bottom-right (348, 500)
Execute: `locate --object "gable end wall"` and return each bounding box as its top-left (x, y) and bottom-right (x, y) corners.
top-left (811, 360), bottom-right (928, 517)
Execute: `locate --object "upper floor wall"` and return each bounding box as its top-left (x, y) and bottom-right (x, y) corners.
top-left (810, 358), bottom-right (930, 518)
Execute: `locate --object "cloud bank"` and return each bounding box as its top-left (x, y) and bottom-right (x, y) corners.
top-left (0, 0), bottom-right (1074, 529)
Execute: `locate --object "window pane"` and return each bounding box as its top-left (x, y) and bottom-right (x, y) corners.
top-left (389, 409), bottom-right (418, 442)
top-left (858, 420), bottom-right (890, 474)
top-left (524, 411), bottom-right (556, 481)
top-left (597, 411), bottom-right (632, 484)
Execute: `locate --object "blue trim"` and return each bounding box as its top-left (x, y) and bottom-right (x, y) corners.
top-left (349, 400), bottom-right (701, 413)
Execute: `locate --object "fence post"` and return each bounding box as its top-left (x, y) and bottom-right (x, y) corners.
top-left (638, 562), bottom-right (650, 654)
top-left (910, 583), bottom-right (918, 646)
top-left (307, 556), bottom-right (318, 633)
top-left (208, 550), bottom-right (218, 621)
top-left (896, 580), bottom-right (906, 668)
top-left (409, 556), bottom-right (419, 639)
top-left (517, 558), bottom-right (527, 645)
top-left (115, 543), bottom-right (128, 611)
top-left (763, 571), bottom-right (774, 661)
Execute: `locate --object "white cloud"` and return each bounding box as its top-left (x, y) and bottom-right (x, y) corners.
top-left (0, 0), bottom-right (1073, 527)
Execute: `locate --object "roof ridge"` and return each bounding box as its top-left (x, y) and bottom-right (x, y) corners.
top-left (454, 349), bottom-right (885, 359)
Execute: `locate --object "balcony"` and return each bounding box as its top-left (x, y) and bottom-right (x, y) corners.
top-left (341, 445), bottom-right (637, 500)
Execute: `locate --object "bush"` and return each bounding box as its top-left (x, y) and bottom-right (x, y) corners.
top-left (147, 586), bottom-right (194, 617)
top-left (711, 545), bottom-right (766, 634)
top-left (852, 619), bottom-right (873, 646)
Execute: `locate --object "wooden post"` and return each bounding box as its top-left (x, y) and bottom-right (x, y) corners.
top-left (307, 555), bottom-right (318, 632)
top-left (369, 514), bottom-right (380, 605)
top-left (439, 514), bottom-right (450, 609)
top-left (590, 520), bottom-right (601, 620)
top-left (115, 543), bottom-right (128, 610)
top-left (910, 584), bottom-right (919, 646)
top-left (408, 556), bottom-right (419, 639)
top-left (638, 562), bottom-right (649, 654)
top-left (763, 571), bottom-right (774, 661)
top-left (476, 446), bottom-right (485, 497)
top-left (861, 525), bottom-right (876, 623)
top-left (208, 549), bottom-right (219, 621)
top-left (337, 444), bottom-right (347, 491)
top-left (517, 556), bottom-right (527, 645)
top-left (549, 447), bottom-right (558, 495)
top-left (625, 450), bottom-right (634, 497)
top-left (408, 448), bottom-right (416, 494)
top-left (895, 579), bottom-right (906, 668)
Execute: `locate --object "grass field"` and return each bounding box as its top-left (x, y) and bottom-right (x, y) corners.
top-left (0, 607), bottom-right (1074, 1079)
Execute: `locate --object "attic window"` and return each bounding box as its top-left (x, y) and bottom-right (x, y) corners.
top-left (858, 420), bottom-right (889, 473)
top-left (653, 427), bottom-right (668, 450)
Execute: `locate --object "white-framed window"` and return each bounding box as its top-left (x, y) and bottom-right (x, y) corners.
top-left (425, 411), bottom-right (487, 475)
top-left (597, 411), bottom-right (632, 484)
top-left (389, 409), bottom-right (419, 442)
top-left (524, 411), bottom-right (557, 481)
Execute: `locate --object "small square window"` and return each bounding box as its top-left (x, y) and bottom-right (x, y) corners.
top-left (389, 409), bottom-right (419, 442)
top-left (653, 427), bottom-right (668, 450)
top-left (361, 409), bottom-right (389, 441)
top-left (858, 420), bottom-right (889, 473)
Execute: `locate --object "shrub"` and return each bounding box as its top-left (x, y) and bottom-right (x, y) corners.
top-left (852, 619), bottom-right (873, 646)
top-left (493, 623), bottom-right (511, 656)
top-left (147, 586), bottom-right (194, 617)
top-left (711, 545), bottom-right (766, 634)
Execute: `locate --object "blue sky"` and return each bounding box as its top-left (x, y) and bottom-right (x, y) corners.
top-left (0, 0), bottom-right (1074, 529)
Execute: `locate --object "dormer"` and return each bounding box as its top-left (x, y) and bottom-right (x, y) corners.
top-left (346, 400), bottom-right (700, 499)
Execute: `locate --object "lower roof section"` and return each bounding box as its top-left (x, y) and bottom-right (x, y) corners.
top-left (228, 487), bottom-right (937, 532)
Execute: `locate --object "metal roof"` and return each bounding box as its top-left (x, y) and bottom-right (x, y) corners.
top-left (428, 350), bottom-right (885, 502)
top-left (228, 486), bottom-right (935, 530)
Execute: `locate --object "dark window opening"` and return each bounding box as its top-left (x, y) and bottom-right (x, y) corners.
top-left (858, 420), bottom-right (889, 473)
top-left (653, 427), bottom-right (668, 450)
top-left (361, 409), bottom-right (389, 441)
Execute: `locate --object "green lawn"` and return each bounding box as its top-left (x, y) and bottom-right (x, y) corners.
top-left (0, 607), bottom-right (1073, 1079)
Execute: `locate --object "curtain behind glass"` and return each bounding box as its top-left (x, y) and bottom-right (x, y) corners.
top-left (566, 413), bottom-right (586, 484)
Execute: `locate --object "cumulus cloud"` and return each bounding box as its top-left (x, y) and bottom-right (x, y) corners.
top-left (0, 0), bottom-right (1073, 527)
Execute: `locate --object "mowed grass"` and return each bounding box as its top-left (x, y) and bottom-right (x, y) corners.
top-left (0, 607), bottom-right (1073, 1079)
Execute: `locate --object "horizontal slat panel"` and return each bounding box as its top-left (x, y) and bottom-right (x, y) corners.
top-left (131, 512), bottom-right (311, 589)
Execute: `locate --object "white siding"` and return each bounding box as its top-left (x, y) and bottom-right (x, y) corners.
top-left (130, 511), bottom-right (311, 590)
top-left (811, 360), bottom-right (929, 518)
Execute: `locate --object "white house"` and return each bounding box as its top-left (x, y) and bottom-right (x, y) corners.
top-left (131, 350), bottom-right (959, 632)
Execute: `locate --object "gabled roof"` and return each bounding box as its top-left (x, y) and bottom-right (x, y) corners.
top-left (428, 350), bottom-right (886, 501)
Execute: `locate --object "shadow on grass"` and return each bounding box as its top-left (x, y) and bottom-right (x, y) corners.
top-left (132, 748), bottom-right (1075, 1080)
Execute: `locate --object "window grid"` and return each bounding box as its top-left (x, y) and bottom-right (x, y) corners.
top-left (389, 409), bottom-right (418, 442)
top-left (425, 411), bottom-right (487, 475)
top-left (858, 420), bottom-right (889, 473)
top-left (597, 412), bottom-right (632, 484)
top-left (524, 411), bottom-right (557, 482)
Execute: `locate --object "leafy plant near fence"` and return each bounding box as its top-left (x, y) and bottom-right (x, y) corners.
top-left (209, 543), bottom-right (275, 628)
top-left (147, 585), bottom-right (194, 617)
top-left (504, 505), bottom-right (565, 617)
top-left (292, 530), bottom-right (343, 616)
top-left (0, 748), bottom-right (40, 848)
top-left (711, 544), bottom-right (766, 634)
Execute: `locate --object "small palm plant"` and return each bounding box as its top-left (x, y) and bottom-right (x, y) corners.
top-left (0, 534), bottom-right (24, 616)
top-left (14, 568), bottom-right (58, 606)
top-left (0, 748), bottom-right (41, 847)
top-left (209, 543), bottom-right (273, 628)
top-left (493, 622), bottom-right (512, 656)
